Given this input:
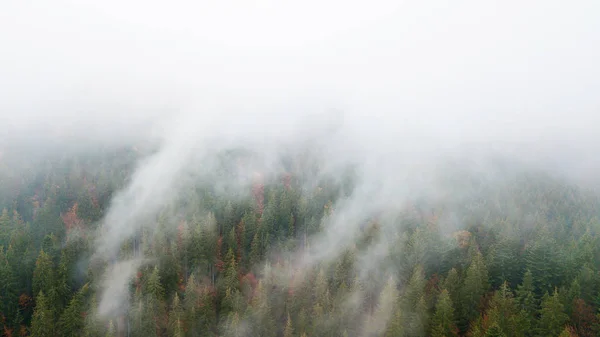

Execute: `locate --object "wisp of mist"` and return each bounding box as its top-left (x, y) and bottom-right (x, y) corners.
top-left (2, 0), bottom-right (600, 328)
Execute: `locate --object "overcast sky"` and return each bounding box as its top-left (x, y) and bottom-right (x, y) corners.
top-left (1, 0), bottom-right (599, 150)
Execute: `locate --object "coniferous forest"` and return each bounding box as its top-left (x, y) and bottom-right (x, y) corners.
top-left (3, 0), bottom-right (600, 336)
top-left (0, 141), bottom-right (599, 337)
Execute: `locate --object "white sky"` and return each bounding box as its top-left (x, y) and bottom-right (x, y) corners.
top-left (1, 0), bottom-right (599, 147)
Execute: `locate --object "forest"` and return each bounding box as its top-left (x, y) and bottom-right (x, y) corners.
top-left (0, 142), bottom-right (598, 337)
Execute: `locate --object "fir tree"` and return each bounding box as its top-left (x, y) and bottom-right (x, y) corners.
top-left (168, 294), bottom-right (184, 337)
top-left (30, 291), bottom-right (54, 337)
top-left (538, 289), bottom-right (569, 337)
top-left (284, 313), bottom-right (294, 337)
top-left (460, 251), bottom-right (489, 330)
top-left (431, 289), bottom-right (458, 337)
top-left (58, 284), bottom-right (88, 337)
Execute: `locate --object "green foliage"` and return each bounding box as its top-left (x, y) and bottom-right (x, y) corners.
top-left (30, 291), bottom-right (54, 337)
top-left (58, 285), bottom-right (88, 337)
top-left (0, 247), bottom-right (18, 324)
top-left (431, 289), bottom-right (458, 337)
top-left (167, 293), bottom-right (184, 337)
top-left (538, 289), bottom-right (569, 337)
top-left (460, 250), bottom-right (489, 330)
top-left (2, 147), bottom-right (600, 337)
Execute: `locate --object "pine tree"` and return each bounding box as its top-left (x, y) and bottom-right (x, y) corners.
top-left (402, 265), bottom-right (428, 336)
top-left (83, 294), bottom-right (104, 337)
top-left (0, 248), bottom-right (17, 326)
top-left (58, 284), bottom-right (88, 337)
top-left (443, 268), bottom-right (461, 311)
top-left (431, 289), bottom-right (458, 337)
top-left (198, 285), bottom-right (216, 336)
top-left (538, 289), bottom-right (569, 337)
top-left (54, 250), bottom-right (72, 313)
top-left (224, 312), bottom-right (243, 337)
top-left (0, 209), bottom-right (12, 248)
top-left (333, 249), bottom-right (355, 291)
top-left (460, 251), bottom-right (489, 330)
top-left (105, 320), bottom-right (116, 337)
top-left (30, 291), bottom-right (54, 337)
top-left (365, 277), bottom-right (399, 336)
top-left (250, 280), bottom-right (276, 337)
top-left (183, 274), bottom-right (200, 335)
top-left (224, 248), bottom-right (239, 292)
top-left (525, 237), bottom-right (562, 296)
top-left (516, 269), bottom-right (537, 331)
top-left (284, 313), bottom-right (294, 337)
top-left (314, 268), bottom-right (331, 313)
top-left (487, 238), bottom-right (521, 288)
top-left (32, 250), bottom-right (55, 300)
top-left (384, 303), bottom-right (403, 337)
top-left (145, 266), bottom-right (166, 336)
top-left (130, 287), bottom-right (151, 337)
top-left (168, 293), bottom-right (184, 337)
top-left (485, 324), bottom-right (507, 337)
top-left (485, 281), bottom-right (528, 337)
top-left (249, 233), bottom-right (262, 267)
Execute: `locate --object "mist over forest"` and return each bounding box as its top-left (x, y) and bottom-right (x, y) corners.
top-left (1, 1), bottom-right (600, 337)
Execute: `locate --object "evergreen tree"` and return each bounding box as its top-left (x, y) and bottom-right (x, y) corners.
top-left (0, 247), bottom-right (17, 326)
top-left (105, 320), bottom-right (116, 337)
top-left (431, 289), bottom-right (458, 337)
top-left (83, 295), bottom-right (104, 337)
top-left (443, 268), bottom-right (461, 311)
top-left (460, 250), bottom-right (489, 330)
top-left (384, 303), bottom-right (403, 337)
top-left (485, 281), bottom-right (528, 337)
top-left (0, 210), bottom-right (12, 248)
top-left (58, 284), bottom-right (88, 337)
top-left (250, 280), bottom-right (276, 337)
top-left (284, 313), bottom-right (294, 337)
top-left (145, 266), bottom-right (166, 336)
top-left (249, 233), bottom-right (262, 267)
top-left (168, 293), bottom-right (184, 337)
top-left (183, 274), bottom-right (200, 335)
top-left (365, 277), bottom-right (399, 337)
top-left (32, 250), bottom-right (55, 300)
top-left (487, 237), bottom-right (521, 288)
top-left (525, 237), bottom-right (562, 296)
top-left (402, 265), bottom-right (428, 336)
top-left (516, 269), bottom-right (537, 332)
top-left (30, 291), bottom-right (54, 337)
top-left (538, 289), bottom-right (569, 337)
top-left (485, 324), bottom-right (507, 337)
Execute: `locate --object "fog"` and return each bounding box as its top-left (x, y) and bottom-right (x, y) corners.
top-left (2, 0), bottom-right (600, 332)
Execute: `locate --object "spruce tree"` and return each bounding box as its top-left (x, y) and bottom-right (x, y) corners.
top-left (168, 294), bottom-right (184, 337)
top-left (538, 289), bottom-right (568, 337)
top-left (284, 313), bottom-right (294, 337)
top-left (460, 251), bottom-right (489, 330)
top-left (516, 269), bottom-right (537, 331)
top-left (58, 284), bottom-right (88, 337)
top-left (0, 248), bottom-right (17, 326)
top-left (32, 250), bottom-right (55, 300)
top-left (431, 289), bottom-right (457, 337)
top-left (30, 291), bottom-right (54, 337)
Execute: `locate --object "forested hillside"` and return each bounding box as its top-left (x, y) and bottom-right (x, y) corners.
top-left (1, 144), bottom-right (600, 337)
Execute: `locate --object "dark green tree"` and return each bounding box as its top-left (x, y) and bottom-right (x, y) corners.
top-left (538, 289), bottom-right (568, 337)
top-left (431, 289), bottom-right (458, 337)
top-left (30, 291), bottom-right (54, 337)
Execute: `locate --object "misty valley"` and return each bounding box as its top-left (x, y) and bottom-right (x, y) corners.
top-left (2, 1), bottom-right (600, 337)
top-left (0, 145), bottom-right (599, 337)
